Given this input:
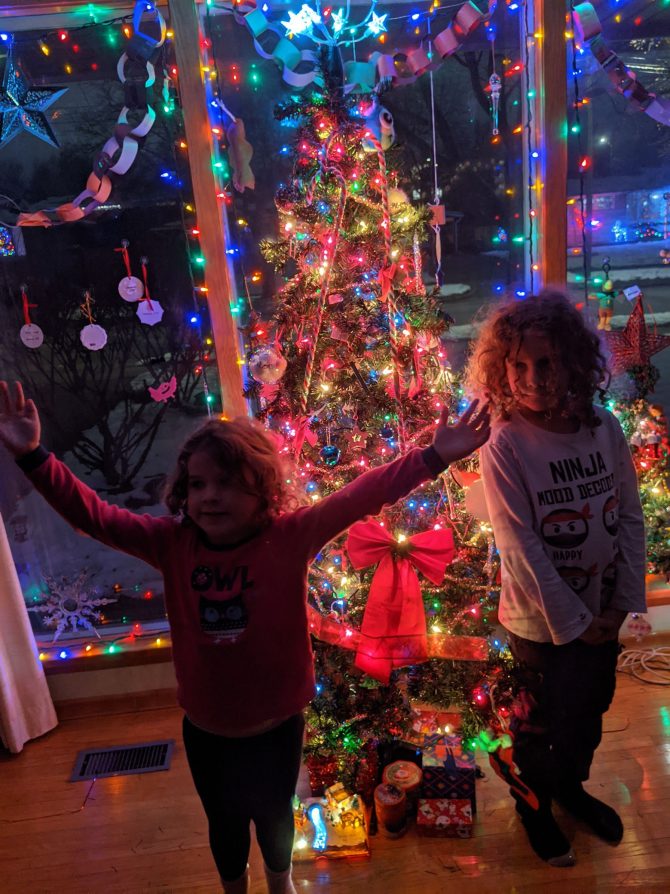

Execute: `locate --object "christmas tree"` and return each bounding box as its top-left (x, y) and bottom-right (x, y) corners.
top-left (246, 53), bottom-right (510, 795)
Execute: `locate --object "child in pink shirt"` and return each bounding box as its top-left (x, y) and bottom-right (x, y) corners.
top-left (0, 380), bottom-right (489, 894)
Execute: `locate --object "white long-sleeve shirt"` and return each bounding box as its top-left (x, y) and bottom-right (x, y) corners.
top-left (480, 406), bottom-right (646, 645)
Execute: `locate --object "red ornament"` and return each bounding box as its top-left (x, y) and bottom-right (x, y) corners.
top-left (604, 296), bottom-right (670, 375)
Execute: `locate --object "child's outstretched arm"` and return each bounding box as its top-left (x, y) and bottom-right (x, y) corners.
top-left (0, 381), bottom-right (172, 568)
top-left (284, 400), bottom-right (490, 558)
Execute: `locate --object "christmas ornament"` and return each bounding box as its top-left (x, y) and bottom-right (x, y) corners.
top-left (604, 296), bottom-right (670, 376)
top-left (20, 323), bottom-right (43, 349)
top-left (19, 285), bottom-right (43, 349)
top-left (380, 424), bottom-right (394, 440)
top-left (320, 444), bottom-right (341, 466)
top-left (80, 324), bottom-right (108, 351)
top-left (28, 571), bottom-right (116, 641)
top-left (0, 42), bottom-right (67, 148)
top-left (149, 375), bottom-right (177, 402)
top-left (489, 72), bottom-right (502, 137)
top-left (248, 345), bottom-right (287, 384)
top-left (79, 291), bottom-right (107, 351)
top-left (212, 98), bottom-right (255, 193)
top-left (116, 240), bottom-right (144, 303)
top-left (136, 257), bottom-right (164, 325)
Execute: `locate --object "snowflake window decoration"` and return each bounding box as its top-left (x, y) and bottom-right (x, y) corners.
top-left (28, 571), bottom-right (117, 642)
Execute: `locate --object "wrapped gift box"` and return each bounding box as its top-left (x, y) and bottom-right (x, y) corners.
top-left (421, 763), bottom-right (477, 813)
top-left (416, 798), bottom-right (473, 838)
top-left (422, 734), bottom-right (477, 770)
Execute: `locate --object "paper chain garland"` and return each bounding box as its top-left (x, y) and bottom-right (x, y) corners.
top-left (237, 1), bottom-right (494, 94)
top-left (16, 2), bottom-right (167, 227)
top-left (574, 2), bottom-right (670, 129)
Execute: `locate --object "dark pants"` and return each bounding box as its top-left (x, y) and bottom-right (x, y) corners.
top-left (182, 713), bottom-right (305, 882)
top-left (508, 632), bottom-right (619, 811)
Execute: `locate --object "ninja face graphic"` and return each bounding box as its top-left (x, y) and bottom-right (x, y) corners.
top-left (603, 492), bottom-right (619, 536)
top-left (558, 564), bottom-right (597, 594)
top-left (199, 594), bottom-right (248, 640)
top-left (541, 504), bottom-right (592, 548)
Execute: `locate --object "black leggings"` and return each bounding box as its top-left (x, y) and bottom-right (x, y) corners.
top-left (508, 633), bottom-right (619, 810)
top-left (182, 713), bottom-right (305, 882)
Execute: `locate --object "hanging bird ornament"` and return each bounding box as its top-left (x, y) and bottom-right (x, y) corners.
top-left (0, 41), bottom-right (67, 148)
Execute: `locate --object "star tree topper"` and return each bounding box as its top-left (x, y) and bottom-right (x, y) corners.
top-left (604, 295), bottom-right (670, 375)
top-left (0, 43), bottom-right (67, 149)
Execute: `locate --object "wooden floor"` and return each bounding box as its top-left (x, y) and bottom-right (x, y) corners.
top-left (2, 672), bottom-right (670, 893)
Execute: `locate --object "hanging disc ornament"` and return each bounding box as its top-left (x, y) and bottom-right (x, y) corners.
top-left (118, 276), bottom-right (144, 302)
top-left (80, 324), bottom-right (107, 351)
top-left (136, 257), bottom-right (164, 325)
top-left (248, 345), bottom-right (287, 384)
top-left (20, 323), bottom-right (44, 349)
top-left (136, 300), bottom-right (164, 325)
top-left (320, 444), bottom-right (341, 466)
top-left (116, 240), bottom-right (143, 302)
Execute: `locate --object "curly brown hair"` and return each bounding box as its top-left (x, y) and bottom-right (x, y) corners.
top-left (464, 290), bottom-right (609, 428)
top-left (163, 417), bottom-right (302, 520)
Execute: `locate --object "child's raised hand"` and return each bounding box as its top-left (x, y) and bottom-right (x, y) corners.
top-left (432, 399), bottom-right (490, 467)
top-left (0, 381), bottom-right (41, 457)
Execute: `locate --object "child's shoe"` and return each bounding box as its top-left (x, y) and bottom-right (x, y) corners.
top-left (221, 865), bottom-right (249, 894)
top-left (516, 803), bottom-right (576, 867)
top-left (264, 863), bottom-right (297, 894)
top-left (556, 785), bottom-right (623, 844)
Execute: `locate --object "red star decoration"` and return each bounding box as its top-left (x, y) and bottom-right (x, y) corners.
top-left (604, 296), bottom-right (670, 376)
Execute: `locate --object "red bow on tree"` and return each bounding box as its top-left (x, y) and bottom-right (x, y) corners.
top-left (346, 520), bottom-right (455, 683)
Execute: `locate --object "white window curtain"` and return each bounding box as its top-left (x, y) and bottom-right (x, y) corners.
top-left (0, 511), bottom-right (57, 753)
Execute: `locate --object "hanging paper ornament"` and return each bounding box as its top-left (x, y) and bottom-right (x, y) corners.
top-left (20, 323), bottom-right (44, 349)
top-left (248, 345), bottom-right (287, 384)
top-left (79, 290), bottom-right (107, 351)
top-left (320, 444), bottom-right (341, 466)
top-left (19, 285), bottom-right (43, 348)
top-left (149, 375), bottom-right (177, 402)
top-left (80, 324), bottom-right (108, 351)
top-left (115, 240), bottom-right (144, 303)
top-left (136, 257), bottom-right (164, 325)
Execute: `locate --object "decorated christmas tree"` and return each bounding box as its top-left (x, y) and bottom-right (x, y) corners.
top-left (244, 51), bottom-right (511, 796)
top-left (604, 297), bottom-right (670, 582)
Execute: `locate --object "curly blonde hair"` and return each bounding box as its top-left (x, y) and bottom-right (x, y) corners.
top-left (464, 290), bottom-right (609, 428)
top-left (164, 417), bottom-right (302, 520)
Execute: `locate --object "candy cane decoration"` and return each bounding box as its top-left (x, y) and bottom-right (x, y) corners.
top-left (298, 170), bottom-right (348, 421)
top-left (365, 128), bottom-right (407, 449)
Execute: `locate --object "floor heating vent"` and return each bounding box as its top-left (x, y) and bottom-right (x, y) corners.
top-left (70, 739), bottom-right (174, 781)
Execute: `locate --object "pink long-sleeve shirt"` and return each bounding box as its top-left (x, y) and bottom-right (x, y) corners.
top-left (19, 445), bottom-right (444, 734)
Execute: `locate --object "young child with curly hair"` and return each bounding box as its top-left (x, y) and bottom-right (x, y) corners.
top-left (466, 290), bottom-right (646, 867)
top-left (0, 380), bottom-right (489, 894)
